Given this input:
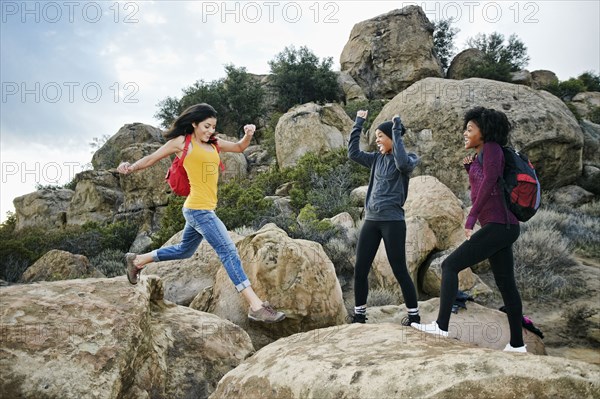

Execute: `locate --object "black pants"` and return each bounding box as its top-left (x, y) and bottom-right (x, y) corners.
top-left (354, 220), bottom-right (418, 310)
top-left (437, 223), bottom-right (523, 347)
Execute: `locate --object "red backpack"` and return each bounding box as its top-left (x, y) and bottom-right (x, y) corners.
top-left (479, 146), bottom-right (541, 223)
top-left (165, 135), bottom-right (225, 196)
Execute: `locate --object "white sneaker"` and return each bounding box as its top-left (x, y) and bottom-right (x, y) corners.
top-left (503, 343), bottom-right (527, 353)
top-left (410, 321), bottom-right (449, 338)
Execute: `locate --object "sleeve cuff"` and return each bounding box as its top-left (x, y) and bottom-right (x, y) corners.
top-left (465, 215), bottom-right (477, 230)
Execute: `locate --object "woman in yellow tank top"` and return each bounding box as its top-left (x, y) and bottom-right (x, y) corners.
top-left (117, 103), bottom-right (285, 323)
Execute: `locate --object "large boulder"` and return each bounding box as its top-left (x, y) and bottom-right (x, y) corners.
top-left (579, 120), bottom-right (600, 194)
top-left (217, 134), bottom-right (249, 183)
top-left (190, 223), bottom-right (347, 349)
top-left (13, 188), bottom-right (73, 231)
top-left (336, 71), bottom-right (367, 102)
top-left (92, 123), bottom-right (164, 170)
top-left (118, 142), bottom-right (172, 212)
top-left (211, 323), bottom-right (599, 399)
top-left (447, 48), bottom-right (486, 80)
top-left (531, 70), bottom-right (558, 89)
top-left (20, 249), bottom-right (104, 283)
top-left (142, 230), bottom-right (245, 306)
top-left (404, 175), bottom-right (464, 249)
top-left (340, 6), bottom-right (443, 99)
top-left (571, 91), bottom-right (600, 120)
top-left (66, 170), bottom-right (123, 226)
top-left (581, 120), bottom-right (600, 166)
top-left (275, 102), bottom-right (353, 168)
top-left (370, 77), bottom-right (584, 194)
top-left (0, 276), bottom-right (253, 399)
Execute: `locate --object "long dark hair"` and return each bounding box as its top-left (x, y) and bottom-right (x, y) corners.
top-left (163, 103), bottom-right (218, 143)
top-left (463, 106), bottom-right (512, 146)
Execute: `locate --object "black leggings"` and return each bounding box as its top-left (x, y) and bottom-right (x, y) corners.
top-left (437, 223), bottom-right (523, 347)
top-left (354, 220), bottom-right (418, 310)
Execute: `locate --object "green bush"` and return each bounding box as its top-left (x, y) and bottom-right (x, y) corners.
top-left (286, 149), bottom-right (370, 218)
top-left (91, 248), bottom-right (126, 278)
top-left (151, 195), bottom-right (186, 249)
top-left (257, 112), bottom-right (282, 159)
top-left (268, 45), bottom-right (340, 112)
top-left (155, 64), bottom-right (265, 135)
top-left (433, 18), bottom-right (460, 72)
top-left (462, 32), bottom-right (529, 82)
top-left (577, 71), bottom-right (600, 92)
top-left (588, 106), bottom-right (600, 124)
top-left (217, 180), bottom-right (272, 230)
top-left (0, 216), bottom-right (138, 282)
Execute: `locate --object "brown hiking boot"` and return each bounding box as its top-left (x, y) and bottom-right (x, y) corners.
top-left (248, 301), bottom-right (286, 323)
top-left (125, 253), bottom-right (142, 285)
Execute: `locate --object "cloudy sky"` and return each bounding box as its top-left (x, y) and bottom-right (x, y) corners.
top-left (1, 0), bottom-right (599, 221)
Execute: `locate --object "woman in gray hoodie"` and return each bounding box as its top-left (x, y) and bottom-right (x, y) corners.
top-left (347, 110), bottom-right (420, 325)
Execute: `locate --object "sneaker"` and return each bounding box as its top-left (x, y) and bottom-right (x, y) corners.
top-left (503, 343), bottom-right (527, 353)
top-left (347, 313), bottom-right (368, 324)
top-left (401, 313), bottom-right (421, 326)
top-left (125, 253), bottom-right (142, 285)
top-left (248, 302), bottom-right (286, 323)
top-left (410, 321), bottom-right (449, 338)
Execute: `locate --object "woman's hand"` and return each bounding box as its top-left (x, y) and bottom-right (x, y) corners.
top-left (357, 110), bottom-right (368, 119)
top-left (465, 228), bottom-right (473, 240)
top-left (117, 162), bottom-right (135, 175)
top-left (243, 124), bottom-right (256, 137)
top-left (463, 154), bottom-right (474, 165)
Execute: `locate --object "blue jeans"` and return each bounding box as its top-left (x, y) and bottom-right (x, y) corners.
top-left (151, 208), bottom-right (251, 292)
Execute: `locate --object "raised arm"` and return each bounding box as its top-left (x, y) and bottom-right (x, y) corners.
top-left (216, 124), bottom-right (255, 153)
top-left (391, 115), bottom-right (419, 173)
top-left (348, 110), bottom-right (377, 168)
top-left (117, 135), bottom-right (184, 174)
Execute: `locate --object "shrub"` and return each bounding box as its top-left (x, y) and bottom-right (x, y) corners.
top-left (155, 64), bottom-right (265, 135)
top-left (562, 304), bottom-right (598, 339)
top-left (367, 287), bottom-right (401, 307)
top-left (286, 148), bottom-right (370, 217)
top-left (217, 180), bottom-right (271, 230)
top-left (536, 200), bottom-right (600, 259)
top-left (257, 112), bottom-right (282, 159)
top-left (324, 236), bottom-right (356, 275)
top-left (0, 218), bottom-right (138, 282)
top-left (433, 18), bottom-right (460, 72)
top-left (513, 219), bottom-right (584, 301)
top-left (268, 45), bottom-right (340, 112)
top-left (588, 106), bottom-right (600, 124)
top-left (463, 32), bottom-right (529, 82)
top-left (91, 248), bottom-right (126, 278)
top-left (151, 195), bottom-right (186, 249)
top-left (577, 71), bottom-right (600, 92)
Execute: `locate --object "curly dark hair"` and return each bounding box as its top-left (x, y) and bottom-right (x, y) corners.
top-left (462, 106), bottom-right (512, 146)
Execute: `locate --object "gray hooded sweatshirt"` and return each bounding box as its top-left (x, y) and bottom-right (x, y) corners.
top-left (348, 116), bottom-right (420, 221)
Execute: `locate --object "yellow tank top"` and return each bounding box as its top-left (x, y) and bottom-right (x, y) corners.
top-left (183, 140), bottom-right (220, 210)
